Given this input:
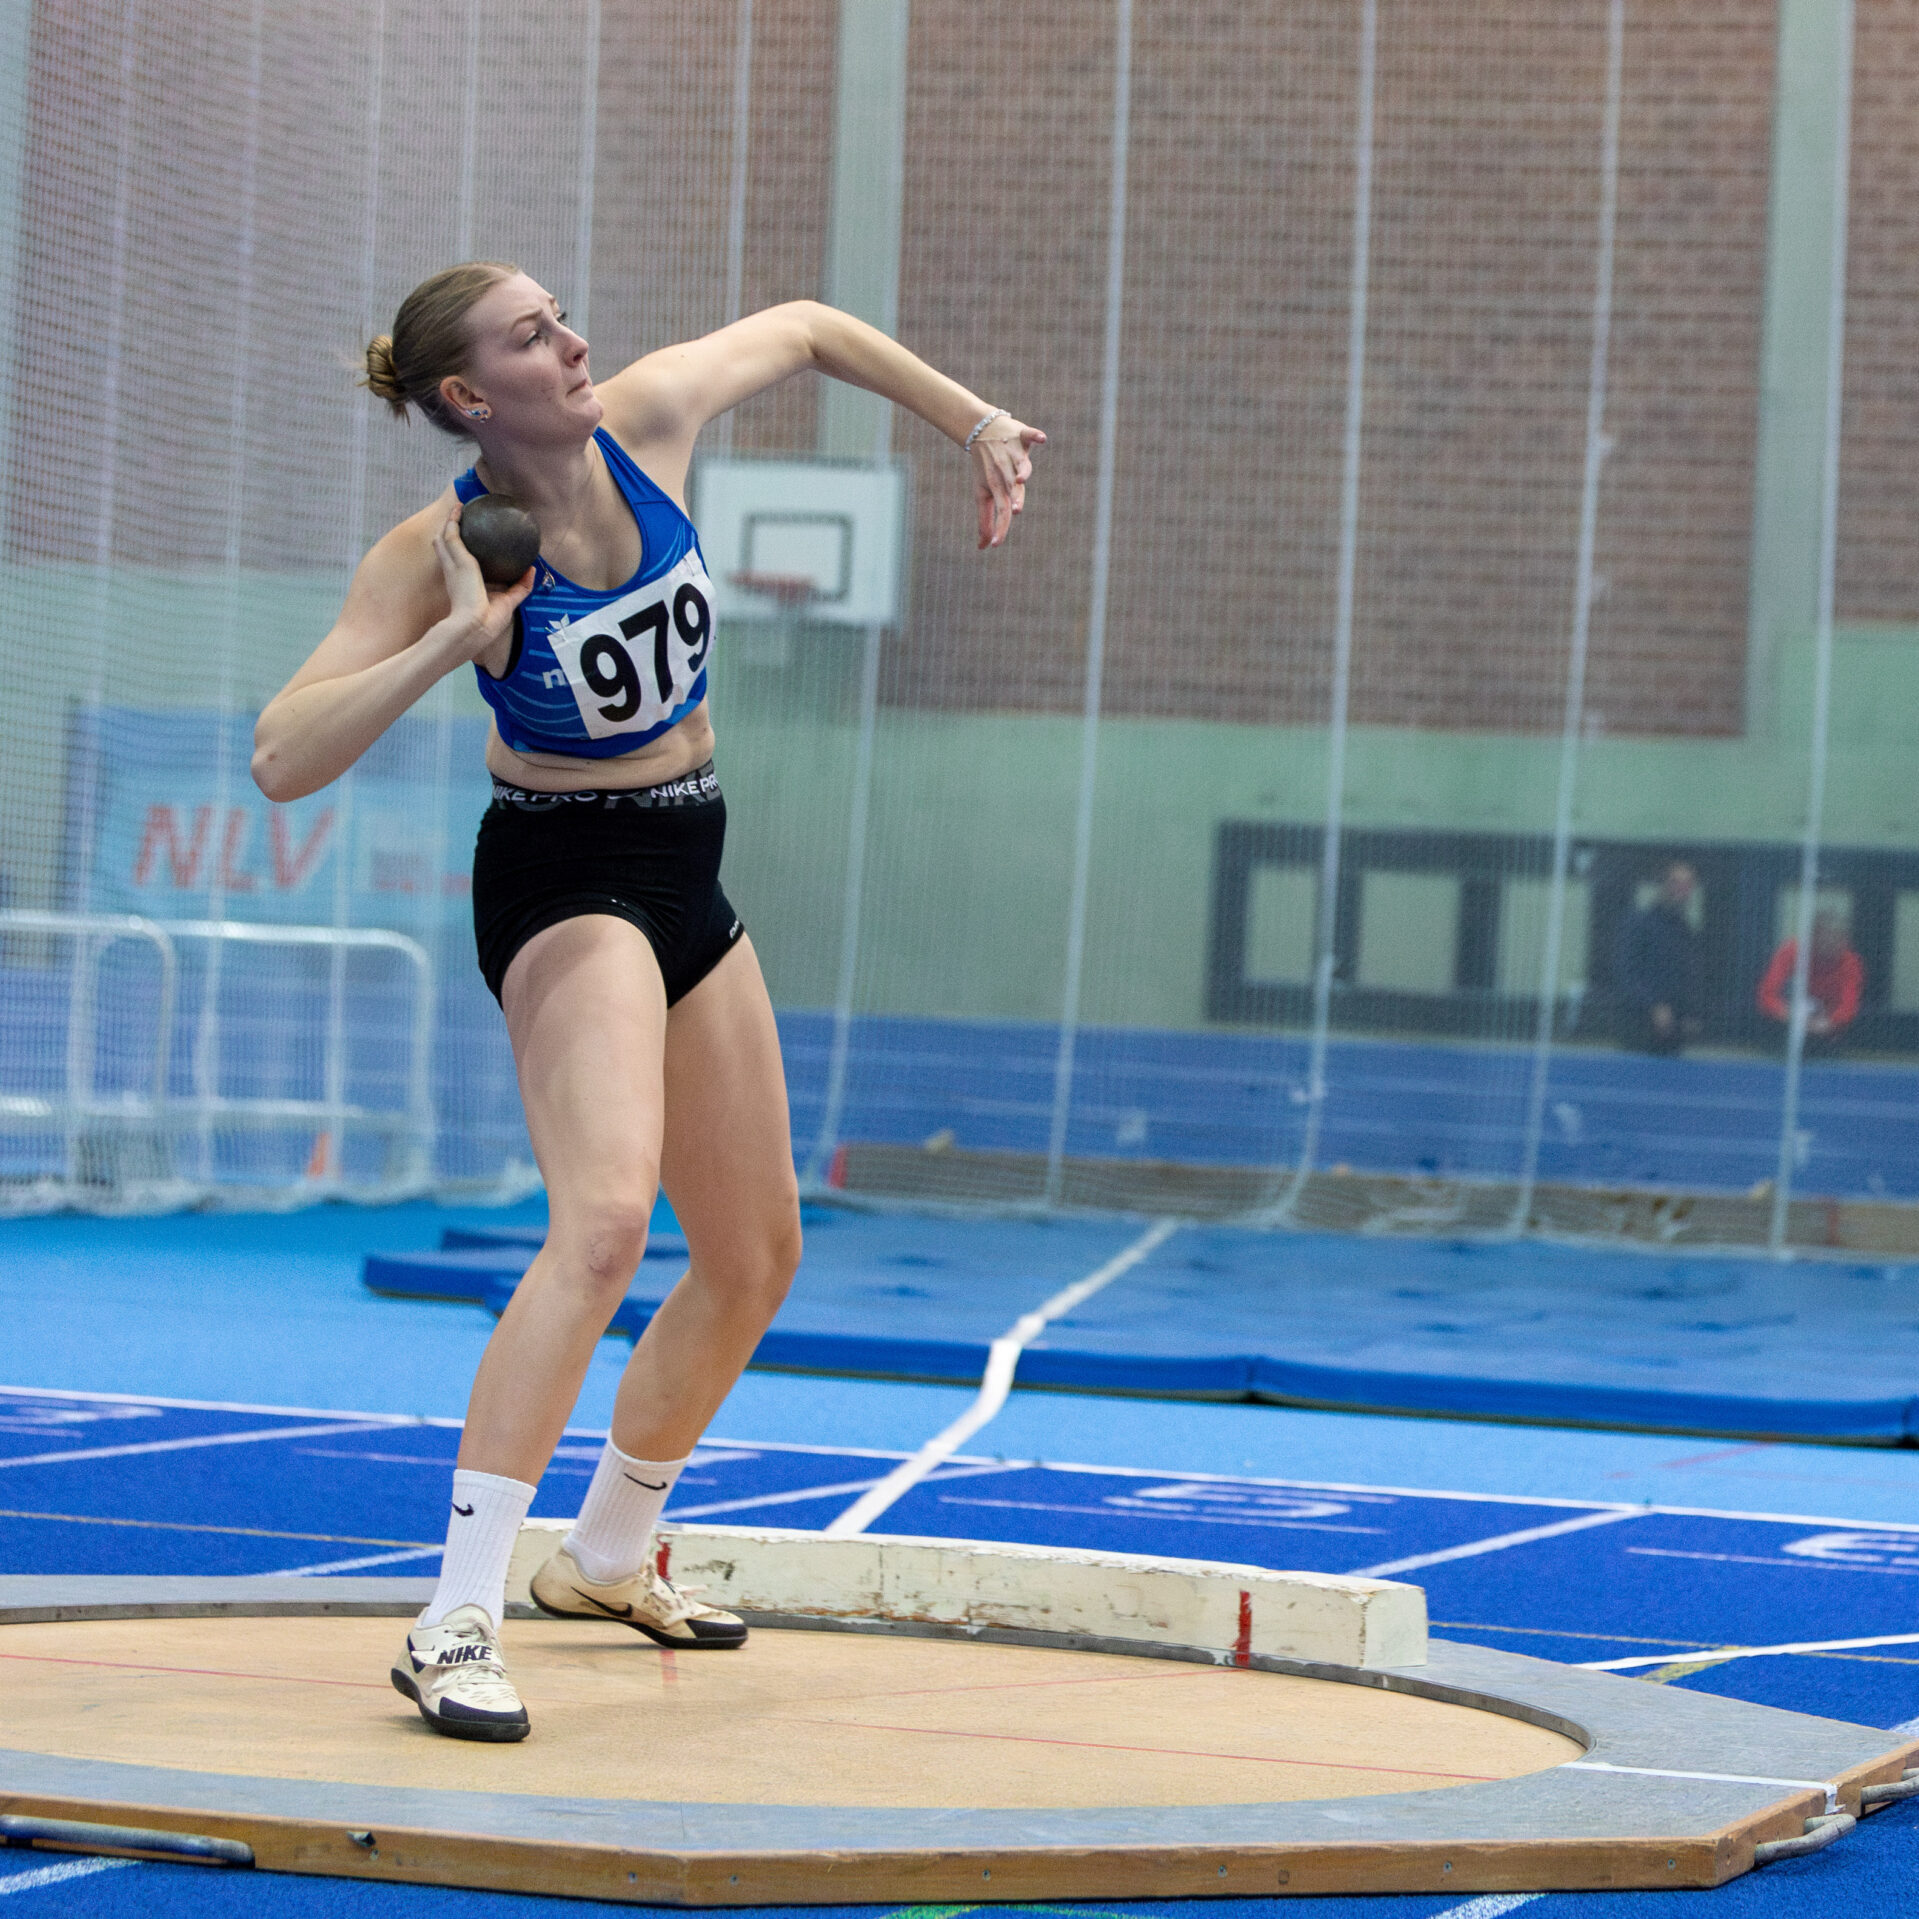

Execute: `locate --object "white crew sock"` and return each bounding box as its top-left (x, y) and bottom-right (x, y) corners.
top-left (418, 1468), bottom-right (536, 1631)
top-left (563, 1441), bottom-right (690, 1585)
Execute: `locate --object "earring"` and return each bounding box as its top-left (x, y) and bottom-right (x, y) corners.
top-left (467, 406), bottom-right (491, 421)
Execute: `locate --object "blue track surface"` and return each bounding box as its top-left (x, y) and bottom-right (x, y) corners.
top-left (366, 1207), bottom-right (1919, 1441)
top-left (7, 1390), bottom-right (1919, 1707)
top-left (4, 1203), bottom-right (1917, 1916)
top-left (2, 1387), bottom-right (1917, 1914)
top-left (777, 1011), bottom-right (1919, 1200)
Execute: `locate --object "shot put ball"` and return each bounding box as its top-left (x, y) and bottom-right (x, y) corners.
top-left (460, 495), bottom-right (541, 586)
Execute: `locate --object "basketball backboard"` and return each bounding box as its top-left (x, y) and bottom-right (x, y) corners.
top-left (694, 457), bottom-right (906, 627)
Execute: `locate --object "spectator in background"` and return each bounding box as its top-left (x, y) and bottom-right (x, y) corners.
top-left (1615, 860), bottom-right (1703, 1055)
top-left (1757, 911), bottom-right (1863, 1054)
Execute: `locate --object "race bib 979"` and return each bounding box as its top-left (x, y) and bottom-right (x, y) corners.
top-left (546, 548), bottom-right (715, 741)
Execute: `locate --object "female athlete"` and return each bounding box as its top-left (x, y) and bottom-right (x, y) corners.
top-left (252, 263), bottom-right (1043, 1741)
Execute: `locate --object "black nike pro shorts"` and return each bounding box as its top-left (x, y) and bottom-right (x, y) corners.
top-left (471, 761), bottom-right (745, 1005)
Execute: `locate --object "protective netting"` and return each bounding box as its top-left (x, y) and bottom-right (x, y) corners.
top-left (2, 0), bottom-right (1913, 1254)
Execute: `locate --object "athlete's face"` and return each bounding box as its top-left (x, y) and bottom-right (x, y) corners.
top-left (444, 274), bottom-right (601, 441)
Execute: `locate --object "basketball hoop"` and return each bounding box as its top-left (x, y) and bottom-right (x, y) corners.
top-left (729, 570), bottom-right (822, 614)
top-left (727, 571), bottom-right (820, 668)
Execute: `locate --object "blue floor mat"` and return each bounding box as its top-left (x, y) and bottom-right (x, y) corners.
top-left (364, 1209), bottom-right (1919, 1441)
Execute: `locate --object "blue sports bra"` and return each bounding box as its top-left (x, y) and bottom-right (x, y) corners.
top-left (456, 429), bottom-right (717, 760)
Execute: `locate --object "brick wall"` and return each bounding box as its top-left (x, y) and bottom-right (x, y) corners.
top-left (1839, 0), bottom-right (1919, 622)
top-left (6, 0), bottom-right (829, 576)
top-left (887, 0), bottom-right (1775, 736)
top-left (2, 1), bottom-right (1864, 738)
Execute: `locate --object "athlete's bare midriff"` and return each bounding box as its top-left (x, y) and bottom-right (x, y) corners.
top-left (483, 701), bottom-right (717, 792)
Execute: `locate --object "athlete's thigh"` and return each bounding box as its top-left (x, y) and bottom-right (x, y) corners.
top-left (501, 913), bottom-right (670, 1210)
top-left (658, 936), bottom-right (799, 1266)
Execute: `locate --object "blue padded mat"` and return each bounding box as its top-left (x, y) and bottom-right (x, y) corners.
top-left (438, 1226), bottom-right (689, 1259)
top-left (362, 1208), bottom-right (1919, 1441)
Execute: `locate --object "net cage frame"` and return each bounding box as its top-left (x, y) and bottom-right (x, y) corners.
top-left (0, 0), bottom-right (1906, 1258)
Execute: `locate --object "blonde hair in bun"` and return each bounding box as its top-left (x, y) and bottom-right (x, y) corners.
top-left (361, 334), bottom-right (408, 416)
top-left (359, 260), bottom-right (518, 436)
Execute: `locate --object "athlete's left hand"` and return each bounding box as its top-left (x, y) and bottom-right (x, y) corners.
top-left (972, 417), bottom-right (1046, 550)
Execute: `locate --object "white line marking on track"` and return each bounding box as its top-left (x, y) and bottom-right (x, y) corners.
top-left (946, 1453), bottom-right (1919, 1529)
top-left (1352, 1505), bottom-right (1643, 1577)
top-left (1627, 1547), bottom-right (1919, 1577)
top-left (1621, 1500), bottom-right (1919, 1532)
top-left (1890, 1713), bottom-right (1919, 1737)
top-left (1563, 1759), bottom-right (1839, 1813)
top-left (1037, 1461), bottom-right (1625, 1508)
top-left (293, 1448), bottom-right (467, 1467)
top-left (265, 1546), bottom-right (443, 1576)
top-left (1432, 1897), bottom-right (1542, 1918)
top-left (0, 1857), bottom-right (139, 1894)
top-left (668, 1478), bottom-right (890, 1519)
top-left (8, 1389), bottom-right (1919, 1534)
top-left (824, 1218), bottom-right (1181, 1538)
top-left (0, 1421), bottom-right (386, 1471)
top-left (0, 1383), bottom-right (445, 1423)
top-left (668, 1461), bottom-right (1020, 1523)
top-left (934, 1495), bottom-right (1383, 1534)
top-left (1582, 1631), bottom-right (1919, 1671)
top-left (277, 1467), bottom-right (1028, 1560)
top-left (0, 1391), bottom-right (957, 1461)
top-left (1017, 1464), bottom-right (1919, 1534)
top-left (701, 1435), bottom-right (971, 1461)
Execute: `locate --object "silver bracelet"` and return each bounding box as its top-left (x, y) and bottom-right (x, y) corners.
top-left (964, 407), bottom-right (1009, 452)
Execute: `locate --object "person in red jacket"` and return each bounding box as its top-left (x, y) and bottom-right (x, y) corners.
top-left (1757, 911), bottom-right (1864, 1052)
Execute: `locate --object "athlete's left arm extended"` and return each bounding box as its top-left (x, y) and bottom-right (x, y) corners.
top-left (598, 301), bottom-right (1045, 549)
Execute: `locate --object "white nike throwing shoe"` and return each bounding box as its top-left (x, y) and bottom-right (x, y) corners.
top-left (530, 1544), bottom-right (749, 1649)
top-left (391, 1603), bottom-right (530, 1741)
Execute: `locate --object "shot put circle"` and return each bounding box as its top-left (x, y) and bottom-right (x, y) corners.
top-left (0, 1533), bottom-right (1908, 1904)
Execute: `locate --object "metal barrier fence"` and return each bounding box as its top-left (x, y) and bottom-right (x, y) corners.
top-left (0, 911), bottom-right (433, 1212)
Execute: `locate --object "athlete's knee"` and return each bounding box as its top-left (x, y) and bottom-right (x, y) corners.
top-left (703, 1201), bottom-right (800, 1323)
top-left (766, 1202), bottom-right (803, 1295)
top-left (745, 1199), bottom-right (803, 1316)
top-left (556, 1188), bottom-right (658, 1298)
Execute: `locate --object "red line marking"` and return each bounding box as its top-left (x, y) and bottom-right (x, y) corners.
top-left (1234, 1590), bottom-right (1253, 1669)
top-left (827, 1144), bottom-right (849, 1189)
top-left (818, 1665), bottom-right (1212, 1705)
top-left (0, 1650), bottom-right (389, 1691)
top-left (779, 1714), bottom-right (1499, 1783)
top-left (1634, 1443), bottom-right (1771, 1473)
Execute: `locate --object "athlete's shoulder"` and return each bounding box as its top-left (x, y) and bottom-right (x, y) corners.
top-left (595, 303), bottom-right (819, 445)
top-left (340, 484), bottom-right (461, 629)
top-left (595, 349), bottom-right (693, 447)
top-left (362, 485), bottom-right (459, 579)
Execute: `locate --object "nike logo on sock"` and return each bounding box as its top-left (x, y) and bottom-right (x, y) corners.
top-left (451, 1502), bottom-right (475, 1517)
top-left (623, 1475), bottom-right (668, 1490)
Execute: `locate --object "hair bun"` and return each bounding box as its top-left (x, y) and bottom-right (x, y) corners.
top-left (361, 334), bottom-right (409, 413)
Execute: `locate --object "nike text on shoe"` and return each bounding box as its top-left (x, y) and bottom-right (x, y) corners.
top-left (390, 1603), bottom-right (530, 1741)
top-left (531, 1544), bottom-right (749, 1649)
